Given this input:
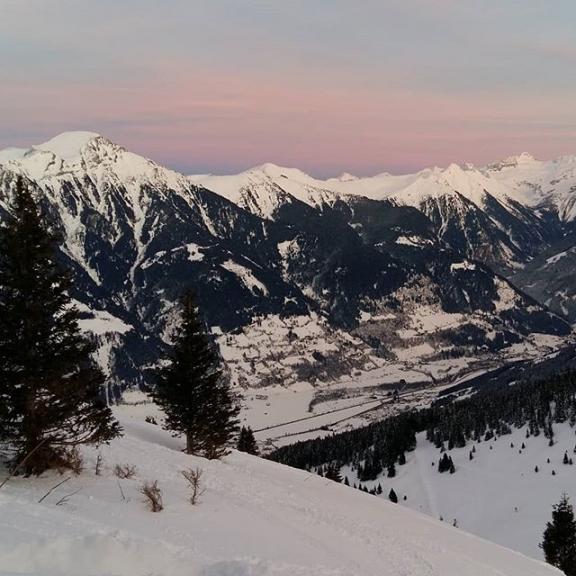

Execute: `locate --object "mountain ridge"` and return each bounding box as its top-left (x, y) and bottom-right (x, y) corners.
top-left (0, 132), bottom-right (572, 411)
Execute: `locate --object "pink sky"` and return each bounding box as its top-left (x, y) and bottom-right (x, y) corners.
top-left (1, 1), bottom-right (575, 176)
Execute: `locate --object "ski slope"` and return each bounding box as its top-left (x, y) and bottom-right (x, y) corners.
top-left (0, 406), bottom-right (561, 576)
top-left (344, 421), bottom-right (576, 562)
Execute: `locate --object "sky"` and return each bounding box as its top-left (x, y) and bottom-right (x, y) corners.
top-left (1, 0), bottom-right (576, 177)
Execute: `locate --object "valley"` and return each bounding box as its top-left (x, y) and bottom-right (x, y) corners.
top-left (1, 132), bottom-right (576, 433)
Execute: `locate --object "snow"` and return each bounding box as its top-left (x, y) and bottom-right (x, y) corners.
top-left (350, 421), bottom-right (576, 562)
top-left (186, 243), bottom-right (205, 262)
top-left (487, 153), bottom-right (576, 220)
top-left (34, 131), bottom-right (100, 161)
top-left (395, 235), bottom-right (421, 246)
top-left (546, 249), bottom-right (571, 266)
top-left (220, 260), bottom-right (269, 296)
top-left (450, 261), bottom-right (477, 272)
top-left (191, 152), bottom-right (576, 226)
top-left (494, 278), bottom-right (520, 312)
top-left (192, 164), bottom-right (348, 220)
top-left (77, 310), bottom-right (133, 336)
top-left (0, 147), bottom-right (27, 164)
top-left (0, 406), bottom-right (560, 576)
top-left (72, 300), bottom-right (133, 336)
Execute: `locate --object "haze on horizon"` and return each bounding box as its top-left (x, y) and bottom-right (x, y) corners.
top-left (1, 0), bottom-right (576, 178)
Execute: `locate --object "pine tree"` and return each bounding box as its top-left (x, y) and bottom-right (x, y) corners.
top-left (541, 494), bottom-right (576, 575)
top-left (0, 180), bottom-right (120, 474)
top-left (388, 488), bottom-right (398, 503)
top-left (153, 291), bottom-right (239, 459)
top-left (324, 462), bottom-right (342, 483)
top-left (237, 426), bottom-right (259, 456)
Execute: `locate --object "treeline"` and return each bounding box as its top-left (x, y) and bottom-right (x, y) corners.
top-left (269, 371), bottom-right (576, 479)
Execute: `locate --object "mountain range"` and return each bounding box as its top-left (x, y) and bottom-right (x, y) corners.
top-left (0, 132), bottom-right (575, 402)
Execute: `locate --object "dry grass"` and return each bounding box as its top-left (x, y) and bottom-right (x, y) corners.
top-left (140, 480), bottom-right (163, 512)
top-left (114, 463), bottom-right (137, 479)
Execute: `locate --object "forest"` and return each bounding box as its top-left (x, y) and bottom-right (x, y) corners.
top-left (269, 372), bottom-right (576, 482)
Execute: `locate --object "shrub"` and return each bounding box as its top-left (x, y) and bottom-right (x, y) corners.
top-left (181, 467), bottom-right (205, 505)
top-left (140, 480), bottom-right (163, 512)
top-left (114, 463), bottom-right (137, 479)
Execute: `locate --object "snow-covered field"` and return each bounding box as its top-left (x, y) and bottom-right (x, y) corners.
top-left (234, 332), bottom-right (569, 449)
top-left (0, 406), bottom-right (560, 576)
top-left (344, 421), bottom-right (576, 561)
top-left (220, 307), bottom-right (569, 448)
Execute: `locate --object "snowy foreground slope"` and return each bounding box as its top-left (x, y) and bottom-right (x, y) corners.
top-left (0, 409), bottom-right (560, 576)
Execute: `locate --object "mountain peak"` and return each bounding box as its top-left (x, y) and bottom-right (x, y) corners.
top-left (334, 172), bottom-right (358, 182)
top-left (34, 131), bottom-right (102, 161)
top-left (248, 162), bottom-right (314, 182)
top-left (442, 162), bottom-right (470, 176)
top-left (504, 152), bottom-right (537, 165)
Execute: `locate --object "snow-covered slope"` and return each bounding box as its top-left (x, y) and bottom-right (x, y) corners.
top-left (487, 153), bottom-right (576, 222)
top-left (191, 163), bottom-right (349, 221)
top-left (0, 405), bottom-right (561, 576)
top-left (339, 421), bottom-right (576, 563)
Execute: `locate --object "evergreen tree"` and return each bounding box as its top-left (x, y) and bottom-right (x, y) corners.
top-left (388, 488), bottom-right (398, 503)
top-left (541, 494), bottom-right (576, 575)
top-left (324, 462), bottom-right (342, 483)
top-left (154, 291), bottom-right (239, 459)
top-left (237, 426), bottom-right (259, 456)
top-left (438, 453), bottom-right (455, 473)
top-left (0, 180), bottom-right (120, 474)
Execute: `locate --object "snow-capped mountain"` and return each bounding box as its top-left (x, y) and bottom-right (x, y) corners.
top-left (195, 161), bottom-right (562, 273)
top-left (487, 153), bottom-right (576, 223)
top-left (480, 153), bottom-right (576, 322)
top-left (0, 133), bottom-right (571, 402)
top-left (0, 403), bottom-right (560, 576)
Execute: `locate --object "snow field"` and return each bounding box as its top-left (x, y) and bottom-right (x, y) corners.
top-left (0, 406), bottom-right (561, 576)
top-left (347, 420), bottom-right (576, 561)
